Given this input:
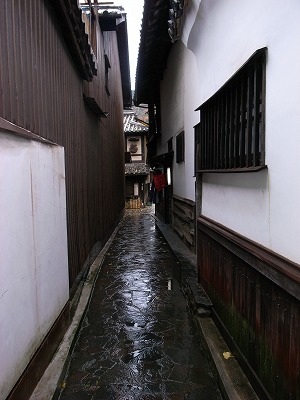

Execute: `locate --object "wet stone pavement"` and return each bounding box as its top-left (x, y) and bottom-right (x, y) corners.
top-left (58, 209), bottom-right (223, 400)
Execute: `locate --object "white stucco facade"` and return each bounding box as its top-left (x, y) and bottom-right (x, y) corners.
top-left (160, 40), bottom-right (199, 201)
top-left (0, 132), bottom-right (69, 399)
top-left (159, 0), bottom-right (300, 264)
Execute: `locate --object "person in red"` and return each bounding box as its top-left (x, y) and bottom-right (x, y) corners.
top-left (153, 171), bottom-right (166, 192)
top-left (149, 169), bottom-right (166, 204)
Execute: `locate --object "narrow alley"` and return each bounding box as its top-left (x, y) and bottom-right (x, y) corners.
top-left (2, 2), bottom-right (300, 399)
top-left (57, 208), bottom-right (223, 400)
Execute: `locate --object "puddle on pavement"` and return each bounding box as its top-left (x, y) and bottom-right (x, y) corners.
top-left (58, 211), bottom-right (224, 400)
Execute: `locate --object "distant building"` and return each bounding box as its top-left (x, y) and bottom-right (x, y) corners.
top-left (135, 1), bottom-right (300, 399)
top-left (124, 107), bottom-right (150, 208)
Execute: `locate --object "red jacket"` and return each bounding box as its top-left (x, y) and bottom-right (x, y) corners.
top-left (153, 173), bottom-right (166, 192)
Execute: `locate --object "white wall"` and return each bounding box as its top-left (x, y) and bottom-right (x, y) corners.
top-left (182, 0), bottom-right (300, 263)
top-left (160, 40), bottom-right (199, 201)
top-left (0, 132), bottom-right (69, 399)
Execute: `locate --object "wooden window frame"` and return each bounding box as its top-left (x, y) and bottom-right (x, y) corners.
top-left (195, 48), bottom-right (267, 173)
top-left (104, 54), bottom-right (111, 96)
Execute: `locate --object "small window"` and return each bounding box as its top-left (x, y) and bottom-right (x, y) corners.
top-left (176, 131), bottom-right (184, 163)
top-left (195, 48), bottom-right (266, 172)
top-left (167, 137), bottom-right (173, 153)
top-left (104, 54), bottom-right (111, 95)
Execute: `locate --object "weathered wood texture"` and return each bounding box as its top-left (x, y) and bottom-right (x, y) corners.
top-left (125, 198), bottom-right (142, 209)
top-left (0, 0), bottom-right (125, 289)
top-left (195, 48), bottom-right (266, 173)
top-left (172, 195), bottom-right (195, 252)
top-left (197, 216), bottom-right (300, 400)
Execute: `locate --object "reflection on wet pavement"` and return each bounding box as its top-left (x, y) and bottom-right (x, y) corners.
top-left (58, 209), bottom-right (223, 400)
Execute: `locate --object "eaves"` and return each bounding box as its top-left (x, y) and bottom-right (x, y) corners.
top-left (51, 0), bottom-right (97, 81)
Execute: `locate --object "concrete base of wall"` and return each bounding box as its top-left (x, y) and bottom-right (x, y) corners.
top-left (195, 315), bottom-right (259, 400)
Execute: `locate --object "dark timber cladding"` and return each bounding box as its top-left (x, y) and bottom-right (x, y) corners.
top-left (135, 0), bottom-right (171, 105)
top-left (172, 195), bottom-right (195, 251)
top-left (0, 0), bottom-right (126, 290)
top-left (197, 216), bottom-right (300, 400)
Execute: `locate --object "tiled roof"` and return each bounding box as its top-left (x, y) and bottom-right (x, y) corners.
top-left (125, 163), bottom-right (150, 175)
top-left (124, 110), bottom-right (148, 133)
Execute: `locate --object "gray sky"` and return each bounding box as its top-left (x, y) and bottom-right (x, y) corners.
top-left (120, 1), bottom-right (144, 89)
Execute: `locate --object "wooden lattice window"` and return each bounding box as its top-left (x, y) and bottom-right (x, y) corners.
top-left (195, 48), bottom-right (267, 172)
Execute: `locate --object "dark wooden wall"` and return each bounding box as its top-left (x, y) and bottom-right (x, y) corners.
top-left (171, 195), bottom-right (195, 251)
top-left (197, 216), bottom-right (300, 400)
top-left (0, 0), bottom-right (125, 289)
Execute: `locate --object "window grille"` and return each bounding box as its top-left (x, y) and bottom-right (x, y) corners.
top-left (195, 48), bottom-right (267, 172)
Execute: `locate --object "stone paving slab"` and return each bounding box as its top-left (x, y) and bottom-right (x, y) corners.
top-left (57, 209), bottom-right (223, 400)
top-left (154, 211), bottom-right (260, 400)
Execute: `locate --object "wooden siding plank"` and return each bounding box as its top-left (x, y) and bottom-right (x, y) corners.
top-left (240, 74), bottom-right (246, 167)
top-left (12, 0), bottom-right (23, 126)
top-left (212, 99), bottom-right (217, 169)
top-left (253, 62), bottom-right (260, 166)
top-left (229, 87), bottom-right (234, 168)
top-left (203, 108), bottom-right (207, 170)
top-left (208, 106), bottom-right (212, 169)
top-left (172, 196), bottom-right (195, 251)
top-left (224, 90), bottom-right (229, 168)
top-left (220, 94), bottom-right (225, 169)
top-left (0, 1), bottom-right (126, 289)
top-left (19, 0), bottom-right (29, 129)
top-left (215, 97), bottom-right (220, 169)
top-left (260, 52), bottom-right (266, 165)
top-left (246, 65), bottom-right (254, 167)
top-left (25, 1), bottom-right (34, 130)
top-left (197, 217), bottom-right (300, 400)
top-left (4, 1), bottom-right (14, 123)
top-left (234, 81), bottom-right (240, 168)
top-left (0, 5), bottom-right (4, 116)
top-left (32, 0), bottom-right (39, 132)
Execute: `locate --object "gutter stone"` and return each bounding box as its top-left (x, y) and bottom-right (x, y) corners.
top-left (154, 215), bottom-right (259, 400)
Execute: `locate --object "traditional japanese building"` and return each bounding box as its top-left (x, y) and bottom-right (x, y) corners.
top-left (135, 1), bottom-right (300, 399)
top-left (0, 1), bottom-right (130, 398)
top-left (124, 107), bottom-right (150, 208)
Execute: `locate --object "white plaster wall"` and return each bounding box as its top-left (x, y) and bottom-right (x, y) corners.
top-left (160, 40), bottom-right (199, 201)
top-left (0, 132), bottom-right (69, 399)
top-left (183, 0), bottom-right (300, 263)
